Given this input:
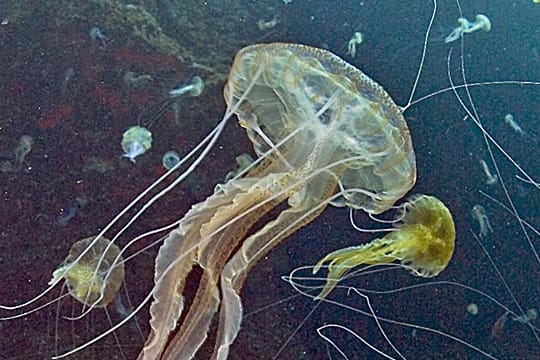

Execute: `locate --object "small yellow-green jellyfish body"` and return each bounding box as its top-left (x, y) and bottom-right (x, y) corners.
top-left (49, 235), bottom-right (125, 307)
top-left (121, 125), bottom-right (152, 163)
top-left (314, 194), bottom-right (455, 299)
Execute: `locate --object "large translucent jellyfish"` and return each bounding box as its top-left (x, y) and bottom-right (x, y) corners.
top-left (313, 194), bottom-right (455, 299)
top-left (140, 42), bottom-right (416, 360)
top-left (49, 235), bottom-right (125, 307)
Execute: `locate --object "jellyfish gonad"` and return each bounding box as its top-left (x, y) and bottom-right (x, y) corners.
top-left (313, 194), bottom-right (455, 299)
top-left (139, 43), bottom-right (416, 360)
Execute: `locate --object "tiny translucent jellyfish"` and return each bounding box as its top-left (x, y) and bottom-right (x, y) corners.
top-left (467, 303), bottom-right (479, 315)
top-left (471, 205), bottom-right (493, 238)
top-left (445, 14), bottom-right (491, 43)
top-left (89, 26), bottom-right (107, 47)
top-left (225, 153), bottom-right (254, 181)
top-left (479, 159), bottom-right (498, 185)
top-left (257, 17), bottom-right (278, 31)
top-left (49, 235), bottom-right (125, 307)
top-left (314, 195), bottom-right (455, 299)
top-left (347, 31), bottom-right (363, 58)
top-left (513, 308), bottom-right (538, 324)
top-left (13, 135), bottom-right (33, 169)
top-left (121, 125), bottom-right (152, 163)
top-left (162, 150), bottom-right (180, 170)
top-left (503, 113), bottom-right (524, 135)
top-left (122, 71), bottom-right (154, 87)
top-left (168, 76), bottom-right (205, 98)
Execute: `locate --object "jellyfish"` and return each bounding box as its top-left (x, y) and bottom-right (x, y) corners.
top-left (503, 113), bottom-right (524, 135)
top-left (49, 235), bottom-right (124, 308)
top-left (121, 125), bottom-right (152, 162)
top-left (161, 150), bottom-right (181, 170)
top-left (136, 42), bottom-right (416, 360)
top-left (136, 75), bottom-right (206, 130)
top-left (13, 135), bottom-right (33, 169)
top-left (479, 159), bottom-right (498, 185)
top-left (347, 31), bottom-right (363, 58)
top-left (168, 75), bottom-right (205, 97)
top-left (313, 194), bottom-right (454, 299)
top-left (471, 204), bottom-right (493, 238)
top-left (445, 14), bottom-right (491, 43)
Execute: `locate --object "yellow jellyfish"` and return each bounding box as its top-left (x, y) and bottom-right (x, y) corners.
top-left (314, 194), bottom-right (455, 299)
top-left (49, 235), bottom-right (125, 307)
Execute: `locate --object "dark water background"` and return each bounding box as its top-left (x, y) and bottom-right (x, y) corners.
top-left (0, 0), bottom-right (538, 359)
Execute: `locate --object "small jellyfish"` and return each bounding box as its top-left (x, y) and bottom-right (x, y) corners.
top-left (89, 26), bottom-right (107, 47)
top-left (467, 303), bottom-right (479, 315)
top-left (471, 205), bottom-right (493, 238)
top-left (225, 153), bottom-right (254, 181)
top-left (56, 195), bottom-right (88, 226)
top-left (257, 17), bottom-right (278, 31)
top-left (162, 150), bottom-right (180, 170)
top-left (513, 308), bottom-right (538, 323)
top-left (168, 76), bottom-right (205, 98)
top-left (503, 113), bottom-right (524, 135)
top-left (314, 195), bottom-right (455, 299)
top-left (49, 235), bottom-right (124, 307)
top-left (479, 159), bottom-right (498, 185)
top-left (13, 135), bottom-right (33, 169)
top-left (347, 32), bottom-right (363, 58)
top-left (445, 14), bottom-right (491, 43)
top-left (121, 126), bottom-right (152, 163)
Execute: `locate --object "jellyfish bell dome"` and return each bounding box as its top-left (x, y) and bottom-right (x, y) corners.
top-left (225, 43), bottom-right (416, 215)
top-left (49, 235), bottom-right (125, 308)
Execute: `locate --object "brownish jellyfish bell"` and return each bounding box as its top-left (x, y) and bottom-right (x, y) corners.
top-left (49, 235), bottom-right (125, 308)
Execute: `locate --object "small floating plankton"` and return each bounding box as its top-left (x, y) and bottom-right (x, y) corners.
top-left (347, 31), bottom-right (363, 58)
top-left (161, 150), bottom-right (180, 170)
top-left (445, 14), bottom-right (491, 43)
top-left (121, 126), bottom-right (152, 163)
top-left (503, 113), bottom-right (524, 135)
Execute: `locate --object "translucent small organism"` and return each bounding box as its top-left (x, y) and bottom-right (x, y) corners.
top-left (13, 135), bottom-right (33, 169)
top-left (57, 196), bottom-right (88, 226)
top-left (445, 14), bottom-right (491, 43)
top-left (467, 303), bottom-right (479, 315)
top-left (162, 150), bottom-right (180, 170)
top-left (168, 76), bottom-right (204, 97)
top-left (504, 113), bottom-right (524, 135)
top-left (123, 71), bottom-right (154, 87)
top-left (49, 235), bottom-right (124, 307)
top-left (89, 26), bottom-right (107, 47)
top-left (121, 126), bottom-right (152, 163)
top-left (347, 32), bottom-right (363, 58)
top-left (225, 153), bottom-right (254, 181)
top-left (257, 17), bottom-right (278, 31)
top-left (479, 159), bottom-right (498, 185)
top-left (471, 205), bottom-right (493, 237)
top-left (513, 308), bottom-right (538, 324)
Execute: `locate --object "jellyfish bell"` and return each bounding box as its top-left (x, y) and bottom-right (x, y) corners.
top-left (49, 235), bottom-right (125, 308)
top-left (313, 194), bottom-right (455, 299)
